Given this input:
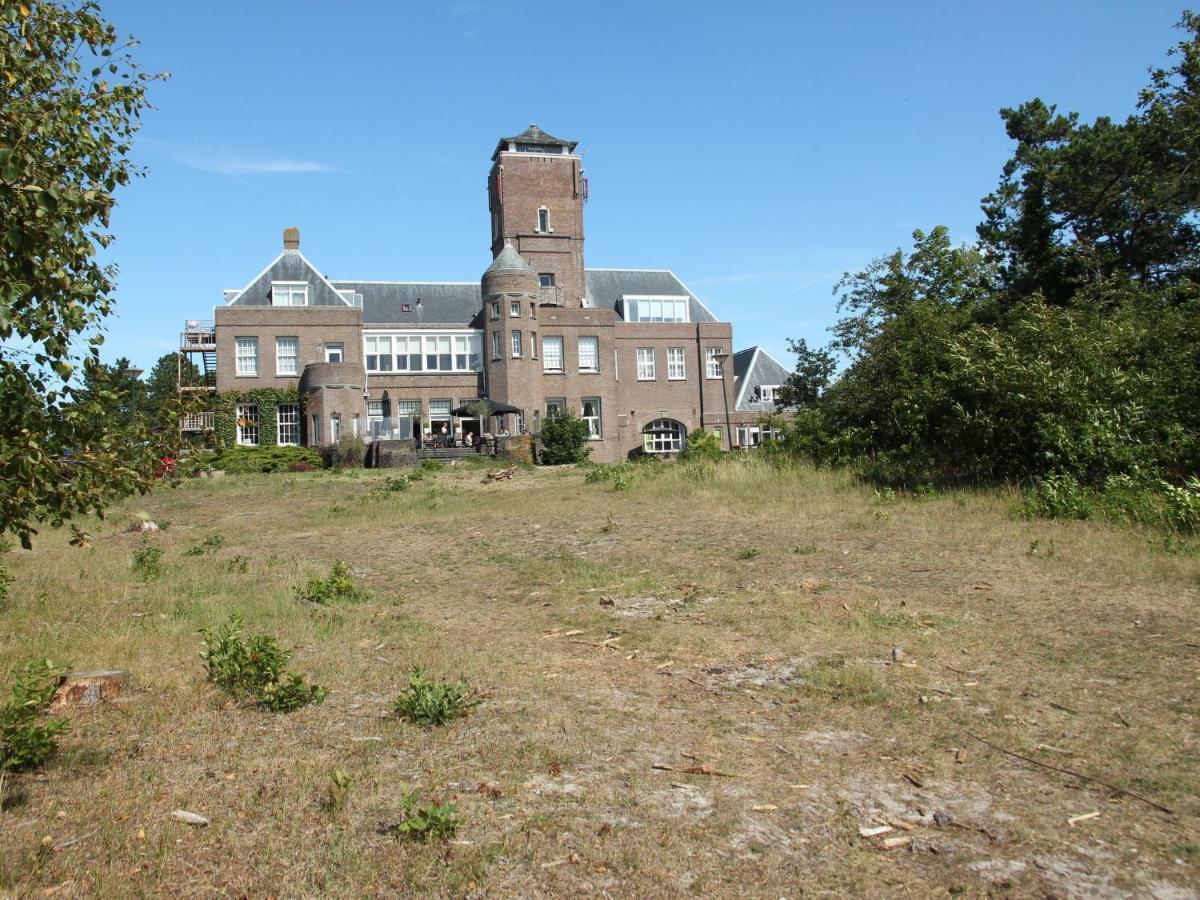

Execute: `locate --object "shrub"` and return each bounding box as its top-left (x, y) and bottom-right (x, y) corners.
top-left (331, 435), bottom-right (366, 470)
top-left (199, 615), bottom-right (328, 712)
top-left (392, 668), bottom-right (479, 726)
top-left (131, 539), bottom-right (163, 581)
top-left (1161, 477), bottom-right (1200, 533)
top-left (1, 659), bottom-right (68, 773)
top-left (324, 769), bottom-right (353, 813)
top-left (539, 409), bottom-right (592, 465)
top-left (212, 446), bottom-right (323, 474)
top-left (389, 789), bottom-right (462, 841)
top-left (0, 564), bottom-right (9, 608)
top-left (419, 459), bottom-right (443, 472)
top-left (1021, 474), bottom-right (1093, 521)
top-left (182, 533), bottom-right (225, 556)
top-left (377, 475), bottom-right (412, 493)
top-left (679, 428), bottom-right (723, 462)
top-left (295, 561), bottom-right (372, 604)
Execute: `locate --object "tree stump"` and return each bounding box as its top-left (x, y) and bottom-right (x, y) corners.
top-left (51, 670), bottom-right (132, 707)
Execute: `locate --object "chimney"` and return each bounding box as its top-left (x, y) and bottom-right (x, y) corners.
top-left (283, 226), bottom-right (300, 250)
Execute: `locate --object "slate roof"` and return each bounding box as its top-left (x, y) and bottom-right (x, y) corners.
top-left (328, 281), bottom-right (483, 326)
top-left (493, 123), bottom-right (577, 159)
top-left (484, 241), bottom-right (533, 275)
top-left (586, 269), bottom-right (717, 323)
top-left (226, 250), bottom-right (350, 307)
top-left (733, 346), bottom-right (792, 412)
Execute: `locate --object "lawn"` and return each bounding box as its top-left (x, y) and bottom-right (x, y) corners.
top-left (0, 458), bottom-right (1197, 897)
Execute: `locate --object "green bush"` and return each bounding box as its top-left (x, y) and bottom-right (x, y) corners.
top-left (199, 615), bottom-right (327, 712)
top-left (390, 789), bottom-right (462, 841)
top-left (1, 659), bottom-right (68, 772)
top-left (212, 446), bottom-right (322, 474)
top-left (539, 409), bottom-right (592, 465)
top-left (331, 435), bottom-right (366, 470)
top-left (1021, 474), bottom-right (1094, 521)
top-left (295, 561), bottom-right (372, 605)
top-left (1161, 477), bottom-right (1200, 533)
top-left (131, 538), bottom-right (164, 581)
top-left (392, 668), bottom-right (479, 726)
top-left (679, 428), bottom-right (723, 462)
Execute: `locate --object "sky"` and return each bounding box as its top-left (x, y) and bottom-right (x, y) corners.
top-left (97, 0), bottom-right (1185, 373)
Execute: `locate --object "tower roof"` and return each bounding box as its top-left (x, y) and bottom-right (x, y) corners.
top-left (484, 240), bottom-right (533, 275)
top-left (492, 123), bottom-right (578, 159)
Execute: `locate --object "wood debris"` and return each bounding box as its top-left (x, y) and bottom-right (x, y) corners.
top-left (859, 825), bottom-right (894, 837)
top-left (169, 810), bottom-right (209, 827)
top-left (486, 465), bottom-right (517, 481)
top-left (1067, 811), bottom-right (1101, 827)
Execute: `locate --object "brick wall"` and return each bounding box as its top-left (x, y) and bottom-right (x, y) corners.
top-left (214, 306), bottom-right (362, 393)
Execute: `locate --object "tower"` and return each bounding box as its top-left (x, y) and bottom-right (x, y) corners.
top-left (487, 124), bottom-right (588, 308)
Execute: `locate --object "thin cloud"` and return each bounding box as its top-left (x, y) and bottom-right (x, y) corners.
top-left (175, 152), bottom-right (340, 176)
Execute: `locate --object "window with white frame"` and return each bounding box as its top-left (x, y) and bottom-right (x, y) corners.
top-left (539, 273), bottom-right (555, 288)
top-left (325, 343), bottom-right (344, 363)
top-left (705, 347), bottom-right (726, 379)
top-left (396, 400), bottom-right (419, 439)
top-left (636, 347), bottom-right (656, 380)
top-left (236, 403), bottom-right (260, 445)
top-left (642, 419), bottom-right (685, 454)
top-left (667, 347), bottom-right (686, 380)
top-left (623, 296), bottom-right (690, 323)
top-left (546, 397), bottom-right (566, 416)
top-left (311, 414), bottom-right (321, 445)
top-left (531, 332), bottom-right (538, 358)
top-left (581, 397), bottom-right (602, 439)
top-left (235, 337), bottom-right (258, 376)
top-left (578, 336), bottom-right (598, 372)
top-left (537, 207), bottom-right (550, 233)
top-left (737, 425), bottom-right (761, 448)
top-left (353, 414), bottom-right (360, 438)
top-left (542, 336), bottom-right (563, 372)
top-left (490, 301), bottom-right (501, 319)
top-left (754, 384), bottom-right (780, 403)
top-left (425, 335), bottom-right (452, 371)
top-left (330, 412), bottom-right (341, 443)
top-left (275, 336), bottom-right (298, 376)
top-left (492, 331), bottom-right (502, 360)
top-left (511, 330), bottom-right (522, 357)
top-left (365, 333), bottom-right (481, 372)
top-left (367, 400), bottom-right (385, 439)
top-left (429, 399), bottom-right (451, 436)
top-left (276, 403), bottom-right (299, 445)
top-left (271, 282), bottom-right (308, 306)
top-left (510, 300), bottom-right (521, 317)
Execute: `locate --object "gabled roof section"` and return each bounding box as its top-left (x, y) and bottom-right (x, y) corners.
top-left (226, 250), bottom-right (351, 308)
top-left (586, 269), bottom-right (718, 323)
top-left (492, 123), bottom-right (578, 159)
top-left (734, 345), bottom-right (792, 412)
top-left (330, 281), bottom-right (482, 326)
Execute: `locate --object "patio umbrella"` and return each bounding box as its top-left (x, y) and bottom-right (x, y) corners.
top-left (449, 399), bottom-right (521, 416)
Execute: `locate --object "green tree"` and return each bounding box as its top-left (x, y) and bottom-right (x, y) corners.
top-left (77, 355), bottom-right (146, 428)
top-left (144, 351), bottom-right (197, 418)
top-left (1, 1), bottom-right (172, 547)
top-left (777, 338), bottom-right (835, 410)
top-left (539, 408), bottom-right (591, 465)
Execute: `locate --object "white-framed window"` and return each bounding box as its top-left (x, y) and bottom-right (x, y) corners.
top-left (511, 330), bottom-right (522, 358)
top-left (276, 403), bottom-right (299, 445)
top-left (236, 403), bottom-right (259, 445)
top-left (578, 336), bottom-right (599, 372)
top-left (755, 385), bottom-right (780, 403)
top-left (543, 336), bottom-right (563, 372)
top-left (510, 300), bottom-right (521, 317)
top-left (365, 335), bottom-right (393, 372)
top-left (537, 207), bottom-right (550, 233)
top-left (737, 425), bottom-right (762, 448)
top-left (581, 397), bottom-right (602, 439)
top-left (531, 332), bottom-right (538, 359)
top-left (624, 296), bottom-right (690, 323)
top-left (643, 419), bottom-right (685, 454)
top-left (330, 412), bottom-right (341, 443)
top-left (429, 399), bottom-right (451, 436)
top-left (311, 414), bottom-right (321, 445)
top-left (367, 400), bottom-right (385, 439)
top-left (275, 336), bottom-right (298, 376)
top-left (235, 337), bottom-right (258, 376)
top-left (706, 347), bottom-right (726, 379)
top-left (667, 347), bottom-right (686, 380)
top-left (325, 343), bottom-right (344, 363)
top-left (492, 331), bottom-right (502, 360)
top-left (490, 301), bottom-right (501, 319)
top-left (353, 414), bottom-right (360, 438)
top-left (539, 273), bottom-right (555, 288)
top-left (546, 397), bottom-right (566, 416)
top-left (396, 400), bottom-right (420, 439)
top-left (271, 282), bottom-right (308, 307)
top-left (636, 347), bottom-right (656, 380)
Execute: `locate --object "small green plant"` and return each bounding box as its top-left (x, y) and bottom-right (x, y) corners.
top-left (325, 769), bottom-right (353, 812)
top-left (420, 459), bottom-right (444, 472)
top-left (735, 547), bottom-right (760, 560)
top-left (222, 555), bottom-right (250, 574)
top-left (794, 542), bottom-right (817, 555)
top-left (131, 538), bottom-right (163, 581)
top-left (390, 789), bottom-right (462, 841)
top-left (600, 513), bottom-right (615, 534)
top-left (295, 561), bottom-right (371, 605)
top-left (378, 475), bottom-right (412, 493)
top-left (182, 533), bottom-right (226, 556)
top-left (1, 659), bottom-right (68, 773)
top-left (392, 668), bottom-right (479, 726)
top-left (801, 660), bottom-right (888, 705)
top-left (0, 563), bottom-right (9, 608)
top-left (199, 614), bottom-right (328, 712)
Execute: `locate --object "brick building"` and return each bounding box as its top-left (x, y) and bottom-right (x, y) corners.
top-left (186, 125), bottom-right (785, 462)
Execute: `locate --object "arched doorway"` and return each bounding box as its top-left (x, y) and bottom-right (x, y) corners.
top-left (642, 419), bottom-right (686, 455)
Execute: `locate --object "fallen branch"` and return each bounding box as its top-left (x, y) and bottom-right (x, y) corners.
top-left (54, 827), bottom-right (101, 851)
top-left (652, 763), bottom-right (737, 777)
top-left (962, 730), bottom-right (1173, 815)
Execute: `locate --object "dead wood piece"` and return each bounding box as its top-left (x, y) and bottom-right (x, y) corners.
top-left (486, 465), bottom-right (517, 481)
top-left (52, 670), bottom-right (132, 708)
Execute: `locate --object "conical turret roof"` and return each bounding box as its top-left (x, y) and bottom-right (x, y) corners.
top-left (484, 240), bottom-right (533, 275)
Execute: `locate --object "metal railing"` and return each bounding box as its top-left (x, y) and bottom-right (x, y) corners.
top-left (180, 320), bottom-right (216, 349)
top-left (180, 411), bottom-right (215, 432)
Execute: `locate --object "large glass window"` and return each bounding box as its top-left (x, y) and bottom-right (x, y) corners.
top-left (277, 404), bottom-right (299, 445)
top-left (511, 330), bottom-right (522, 358)
top-left (396, 400), bottom-right (420, 440)
top-left (578, 336), bottom-right (599, 372)
top-left (636, 347), bottom-right (656, 380)
top-left (366, 333), bottom-right (478, 372)
top-left (275, 337), bottom-right (298, 376)
top-left (581, 397), bottom-right (602, 439)
top-left (543, 336), bottom-right (563, 372)
top-left (624, 297), bottom-right (689, 323)
top-left (643, 419), bottom-right (685, 454)
top-left (271, 282), bottom-right (308, 307)
top-left (235, 338), bottom-right (258, 376)
top-left (667, 347), bottom-right (686, 380)
top-left (236, 403), bottom-right (260, 445)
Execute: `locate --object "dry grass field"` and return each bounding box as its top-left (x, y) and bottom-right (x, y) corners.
top-left (0, 458), bottom-right (1197, 898)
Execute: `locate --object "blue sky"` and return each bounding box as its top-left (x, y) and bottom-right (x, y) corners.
top-left (100, 0), bottom-right (1184, 373)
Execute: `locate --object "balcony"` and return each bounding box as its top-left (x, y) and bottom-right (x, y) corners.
top-left (538, 285), bottom-right (562, 306)
top-left (180, 411), bottom-right (215, 432)
top-left (180, 320), bottom-right (215, 351)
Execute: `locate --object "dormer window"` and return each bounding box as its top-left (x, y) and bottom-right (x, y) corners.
top-left (755, 385), bottom-right (780, 403)
top-left (272, 282), bottom-right (308, 306)
top-left (537, 207), bottom-right (550, 233)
